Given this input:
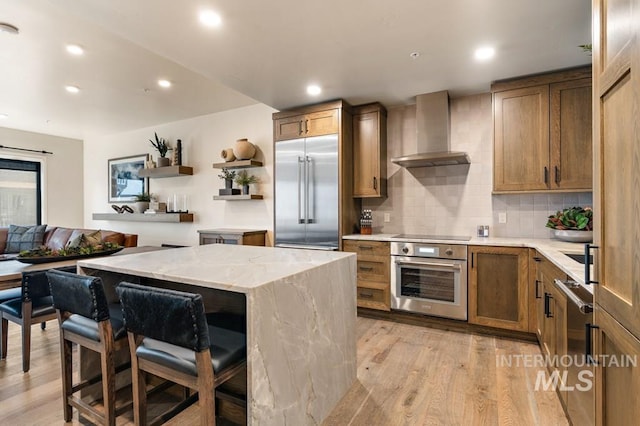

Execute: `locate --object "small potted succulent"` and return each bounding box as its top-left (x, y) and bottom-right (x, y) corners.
top-left (218, 168), bottom-right (236, 190)
top-left (149, 132), bottom-right (171, 167)
top-left (133, 192), bottom-right (153, 213)
top-left (234, 170), bottom-right (258, 195)
top-left (546, 206), bottom-right (593, 242)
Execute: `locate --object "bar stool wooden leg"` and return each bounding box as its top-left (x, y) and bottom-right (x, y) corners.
top-left (60, 337), bottom-right (73, 422)
top-left (1, 317), bottom-right (7, 359)
top-left (99, 322), bottom-right (117, 426)
top-left (21, 301), bottom-right (33, 372)
top-left (196, 351), bottom-right (216, 426)
top-left (128, 334), bottom-right (147, 426)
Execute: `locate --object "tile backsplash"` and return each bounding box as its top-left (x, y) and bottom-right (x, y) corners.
top-left (362, 93), bottom-right (593, 239)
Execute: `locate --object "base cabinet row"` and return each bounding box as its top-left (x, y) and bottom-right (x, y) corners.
top-left (343, 240), bottom-right (390, 311)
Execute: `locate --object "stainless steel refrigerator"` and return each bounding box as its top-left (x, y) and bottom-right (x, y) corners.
top-left (275, 134), bottom-right (339, 250)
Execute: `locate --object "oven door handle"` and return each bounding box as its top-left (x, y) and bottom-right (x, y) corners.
top-left (395, 261), bottom-right (461, 270)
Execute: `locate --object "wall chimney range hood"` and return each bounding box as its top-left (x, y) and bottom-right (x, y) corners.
top-left (391, 90), bottom-right (470, 168)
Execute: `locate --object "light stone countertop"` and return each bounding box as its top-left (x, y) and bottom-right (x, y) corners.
top-left (343, 233), bottom-right (593, 294)
top-left (78, 244), bottom-right (355, 294)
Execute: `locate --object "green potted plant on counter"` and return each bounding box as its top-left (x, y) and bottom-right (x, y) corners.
top-left (546, 206), bottom-right (593, 242)
top-left (234, 170), bottom-right (258, 195)
top-left (149, 132), bottom-right (170, 167)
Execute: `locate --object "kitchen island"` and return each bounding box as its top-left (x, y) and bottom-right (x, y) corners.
top-left (77, 244), bottom-right (357, 425)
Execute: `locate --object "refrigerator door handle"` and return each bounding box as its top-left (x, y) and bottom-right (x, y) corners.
top-left (297, 156), bottom-right (305, 224)
top-left (305, 155), bottom-right (314, 224)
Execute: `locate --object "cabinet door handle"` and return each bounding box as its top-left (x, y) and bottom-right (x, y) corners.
top-left (554, 166), bottom-right (560, 184)
top-left (359, 266), bottom-right (374, 272)
top-left (298, 121), bottom-right (303, 135)
top-left (544, 293), bottom-right (553, 318)
top-left (358, 291), bottom-right (374, 299)
top-left (585, 323), bottom-right (599, 365)
top-left (305, 119), bottom-right (309, 133)
top-left (359, 245), bottom-right (373, 250)
top-left (533, 257), bottom-right (541, 262)
top-left (373, 176), bottom-right (377, 190)
top-left (543, 167), bottom-right (549, 184)
top-left (535, 280), bottom-right (541, 299)
top-left (585, 244), bottom-right (599, 284)
top-left (471, 252), bottom-right (474, 268)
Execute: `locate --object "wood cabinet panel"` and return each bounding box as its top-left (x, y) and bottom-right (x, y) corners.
top-left (468, 246), bottom-right (529, 331)
top-left (274, 115), bottom-right (305, 141)
top-left (550, 78), bottom-right (593, 190)
top-left (343, 240), bottom-right (390, 311)
top-left (274, 109), bottom-right (339, 141)
top-left (492, 67), bottom-right (592, 193)
top-left (493, 86), bottom-right (550, 191)
top-left (198, 229), bottom-right (266, 246)
top-left (594, 307), bottom-right (640, 425)
top-left (353, 103), bottom-right (387, 198)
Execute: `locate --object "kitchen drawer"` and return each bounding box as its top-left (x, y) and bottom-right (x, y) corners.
top-left (343, 240), bottom-right (390, 257)
top-left (356, 285), bottom-right (390, 311)
top-left (356, 259), bottom-right (389, 282)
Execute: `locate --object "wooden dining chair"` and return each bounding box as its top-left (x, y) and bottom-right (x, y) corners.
top-left (116, 282), bottom-right (247, 426)
top-left (47, 269), bottom-right (130, 426)
top-left (0, 265), bottom-right (76, 372)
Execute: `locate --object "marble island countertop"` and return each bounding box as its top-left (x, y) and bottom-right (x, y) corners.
top-left (78, 244), bottom-right (355, 294)
top-left (343, 233), bottom-right (593, 293)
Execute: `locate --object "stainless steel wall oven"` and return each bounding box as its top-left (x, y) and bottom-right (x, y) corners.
top-left (391, 241), bottom-right (468, 320)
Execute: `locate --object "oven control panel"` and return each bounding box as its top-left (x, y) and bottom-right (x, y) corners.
top-left (391, 242), bottom-right (467, 260)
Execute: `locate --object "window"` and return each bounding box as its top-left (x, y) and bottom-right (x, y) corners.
top-left (0, 158), bottom-right (42, 226)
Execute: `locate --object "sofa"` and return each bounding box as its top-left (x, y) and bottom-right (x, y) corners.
top-left (0, 226), bottom-right (138, 254)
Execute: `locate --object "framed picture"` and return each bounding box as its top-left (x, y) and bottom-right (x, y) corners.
top-left (108, 154), bottom-right (149, 203)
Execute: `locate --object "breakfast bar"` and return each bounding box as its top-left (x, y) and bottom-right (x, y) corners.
top-left (77, 244), bottom-right (357, 425)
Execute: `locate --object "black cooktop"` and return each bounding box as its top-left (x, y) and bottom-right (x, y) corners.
top-left (393, 234), bottom-right (472, 241)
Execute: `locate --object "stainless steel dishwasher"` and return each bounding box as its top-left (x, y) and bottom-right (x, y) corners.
top-left (554, 279), bottom-right (594, 425)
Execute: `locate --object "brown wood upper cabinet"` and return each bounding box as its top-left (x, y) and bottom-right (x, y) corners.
top-left (468, 246), bottom-right (529, 331)
top-left (274, 108), bottom-right (339, 141)
top-left (352, 103), bottom-right (387, 198)
top-left (492, 67), bottom-right (592, 193)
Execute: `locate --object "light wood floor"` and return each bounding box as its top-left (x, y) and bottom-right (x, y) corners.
top-left (0, 317), bottom-right (568, 425)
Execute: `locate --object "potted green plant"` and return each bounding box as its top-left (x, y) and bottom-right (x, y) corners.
top-left (133, 192), bottom-right (153, 213)
top-left (546, 206), bottom-right (593, 242)
top-left (234, 170), bottom-right (258, 195)
top-left (218, 168), bottom-right (236, 190)
top-left (149, 132), bottom-right (171, 167)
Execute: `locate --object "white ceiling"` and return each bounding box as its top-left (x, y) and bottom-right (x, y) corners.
top-left (1, 0), bottom-right (591, 140)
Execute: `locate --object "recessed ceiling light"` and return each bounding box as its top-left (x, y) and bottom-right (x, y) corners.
top-left (65, 85), bottom-right (80, 94)
top-left (410, 52), bottom-right (420, 60)
top-left (158, 79), bottom-right (172, 88)
top-left (474, 46), bottom-right (495, 61)
top-left (199, 10), bottom-right (222, 27)
top-left (66, 44), bottom-right (84, 55)
top-left (0, 113), bottom-right (8, 119)
top-left (0, 22), bottom-right (19, 35)
top-left (307, 85), bottom-right (322, 96)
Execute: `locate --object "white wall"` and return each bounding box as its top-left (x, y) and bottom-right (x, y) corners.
top-left (83, 103), bottom-right (276, 246)
top-left (0, 126), bottom-right (84, 228)
top-left (363, 93), bottom-right (592, 238)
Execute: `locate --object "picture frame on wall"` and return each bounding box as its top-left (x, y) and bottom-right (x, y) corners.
top-left (108, 154), bottom-right (149, 203)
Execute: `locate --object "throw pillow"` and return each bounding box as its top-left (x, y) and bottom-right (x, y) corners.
top-left (6, 224), bottom-right (48, 253)
top-left (66, 230), bottom-right (103, 248)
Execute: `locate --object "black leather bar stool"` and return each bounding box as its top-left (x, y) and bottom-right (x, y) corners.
top-left (47, 269), bottom-right (129, 426)
top-left (117, 282), bottom-right (247, 426)
top-left (0, 265), bottom-right (75, 372)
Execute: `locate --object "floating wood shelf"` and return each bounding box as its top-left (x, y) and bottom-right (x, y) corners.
top-left (138, 166), bottom-right (193, 178)
top-left (212, 159), bottom-right (263, 169)
top-left (213, 194), bottom-right (264, 201)
top-left (92, 213), bottom-right (194, 222)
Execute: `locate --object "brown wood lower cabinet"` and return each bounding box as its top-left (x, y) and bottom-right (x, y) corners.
top-left (197, 229), bottom-right (266, 246)
top-left (594, 306), bottom-right (640, 425)
top-left (468, 246), bottom-right (529, 331)
top-left (343, 240), bottom-right (390, 311)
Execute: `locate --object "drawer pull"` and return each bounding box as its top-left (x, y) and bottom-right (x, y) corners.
top-left (358, 291), bottom-right (374, 299)
top-left (359, 266), bottom-right (374, 271)
top-left (359, 245), bottom-right (374, 250)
